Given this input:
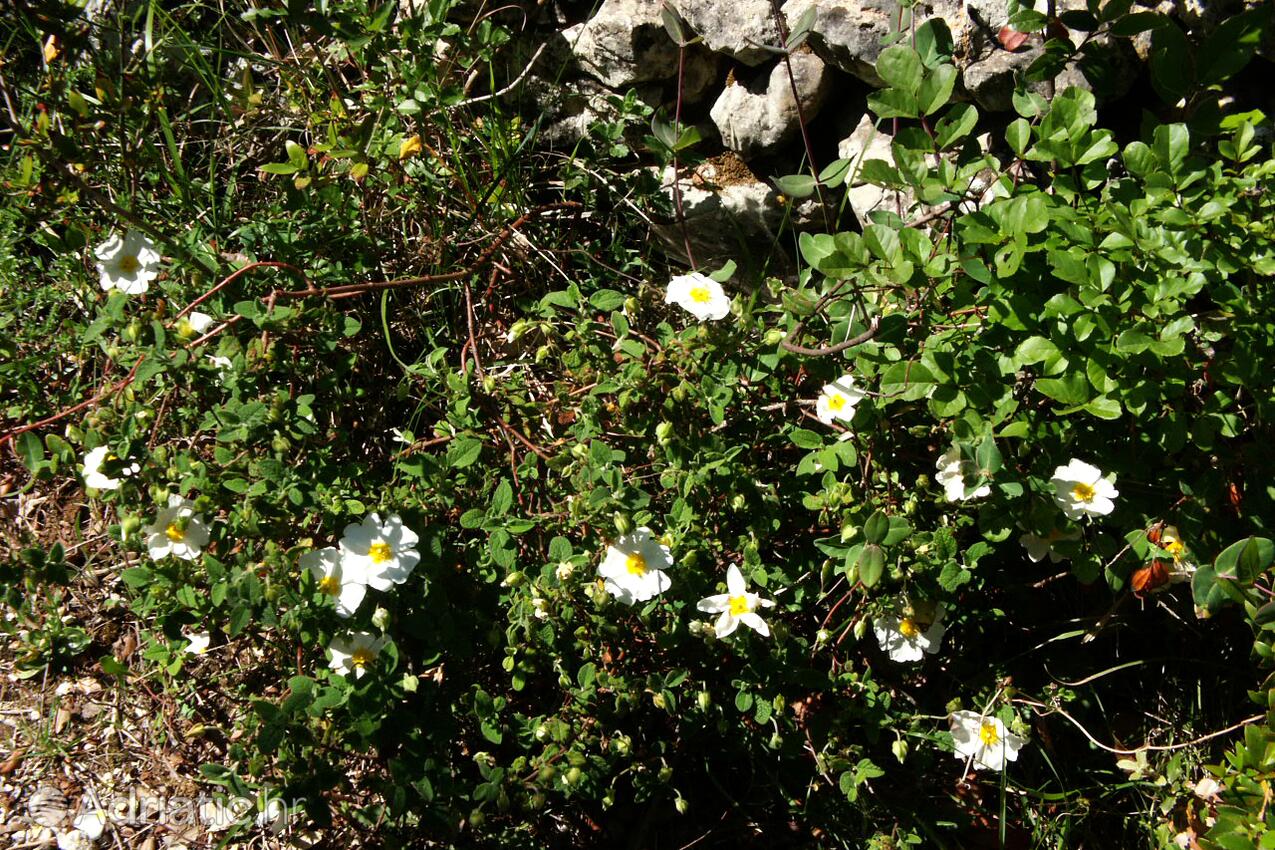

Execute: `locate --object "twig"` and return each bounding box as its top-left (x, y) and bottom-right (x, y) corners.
top-left (1017, 698), bottom-right (1265, 756)
top-left (0, 357), bottom-right (146, 447)
top-left (781, 316), bottom-right (881, 357)
top-left (437, 42), bottom-right (548, 114)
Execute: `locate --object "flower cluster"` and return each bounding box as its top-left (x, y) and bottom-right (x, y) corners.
top-left (302, 513), bottom-right (421, 678)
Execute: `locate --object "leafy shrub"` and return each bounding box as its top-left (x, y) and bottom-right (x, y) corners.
top-left (2, 1), bottom-right (1274, 848)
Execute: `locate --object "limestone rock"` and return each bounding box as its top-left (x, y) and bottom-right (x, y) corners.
top-left (783, 0), bottom-right (962, 84)
top-left (837, 114), bottom-right (915, 227)
top-left (569, 0), bottom-right (681, 88)
top-left (668, 0), bottom-right (782, 66)
top-left (652, 156), bottom-right (822, 273)
top-left (710, 53), bottom-right (831, 157)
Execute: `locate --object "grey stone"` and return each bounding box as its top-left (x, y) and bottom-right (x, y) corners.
top-left (783, 0), bottom-right (962, 83)
top-left (569, 0), bottom-right (681, 88)
top-left (710, 53), bottom-right (831, 156)
top-left (669, 0), bottom-right (783, 65)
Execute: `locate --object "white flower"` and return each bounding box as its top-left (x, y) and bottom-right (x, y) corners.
top-left (56, 830), bottom-right (94, 850)
top-left (182, 629), bottom-right (211, 655)
top-left (1051, 458), bottom-right (1118, 520)
top-left (935, 446), bottom-right (991, 502)
top-left (815, 375), bottom-right (866, 426)
top-left (328, 631), bottom-right (386, 679)
top-left (873, 604), bottom-right (945, 662)
top-left (144, 495), bottom-right (210, 561)
top-left (94, 229), bottom-right (161, 294)
top-left (1019, 528), bottom-right (1080, 564)
top-left (531, 595), bottom-right (549, 620)
top-left (301, 546), bottom-right (367, 618)
top-left (555, 561), bottom-right (575, 582)
top-left (1194, 777), bottom-right (1222, 801)
top-left (949, 710), bottom-right (1025, 771)
top-left (256, 798), bottom-right (287, 833)
top-left (696, 564), bottom-right (775, 638)
top-left (338, 513), bottom-right (421, 591)
top-left (597, 526), bottom-right (673, 604)
top-left (665, 272), bottom-right (731, 322)
top-left (177, 311), bottom-right (215, 338)
top-left (71, 810), bottom-right (107, 840)
top-left (80, 446), bottom-right (137, 491)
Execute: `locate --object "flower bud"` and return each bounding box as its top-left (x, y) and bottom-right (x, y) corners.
top-left (502, 571), bottom-right (526, 587)
top-left (565, 767), bottom-right (582, 786)
top-left (372, 607), bottom-right (391, 631)
top-left (555, 561), bottom-right (575, 582)
top-left (696, 690), bottom-right (712, 711)
top-left (853, 618), bottom-right (869, 640)
top-left (891, 739), bottom-right (909, 763)
top-left (535, 345), bottom-right (552, 363)
top-left (655, 421), bottom-right (674, 446)
top-left (674, 796), bottom-right (689, 814)
top-left (613, 513), bottom-right (633, 535)
top-left (651, 692), bottom-right (667, 710)
top-left (763, 329), bottom-right (786, 346)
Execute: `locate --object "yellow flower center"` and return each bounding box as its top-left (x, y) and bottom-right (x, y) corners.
top-left (728, 595), bottom-right (751, 616)
top-left (368, 541), bottom-right (392, 564)
top-left (899, 617), bottom-right (919, 638)
top-left (1164, 538), bottom-right (1184, 555)
top-left (318, 575), bottom-right (341, 596)
top-left (625, 553), bottom-right (647, 575)
top-left (176, 318), bottom-right (194, 337)
top-left (117, 254), bottom-right (141, 274)
top-left (164, 522), bottom-right (184, 542)
top-left (1071, 482), bottom-right (1096, 503)
top-left (979, 722), bottom-right (1000, 747)
top-left (351, 648), bottom-right (375, 668)
top-left (826, 393), bottom-right (846, 411)
top-left (689, 285), bottom-right (713, 304)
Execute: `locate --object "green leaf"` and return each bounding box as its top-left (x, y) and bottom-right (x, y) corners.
top-left (16, 432), bottom-right (44, 471)
top-left (917, 64), bottom-right (957, 116)
top-left (858, 544), bottom-right (886, 587)
top-left (975, 435), bottom-right (1002, 474)
top-left (773, 174), bottom-right (818, 198)
top-left (1005, 118), bottom-right (1031, 157)
top-left (790, 428), bottom-right (823, 449)
top-left (867, 87), bottom-right (919, 119)
top-left (589, 289), bottom-right (627, 312)
top-left (1149, 20), bottom-right (1193, 104)
top-left (447, 437), bottom-right (483, 469)
top-left (1083, 395), bottom-right (1122, 420)
top-left (876, 45), bottom-right (924, 95)
top-left (1110, 11), bottom-right (1164, 36)
top-left (863, 510), bottom-right (889, 545)
top-left (1215, 537), bottom-right (1275, 584)
top-left (914, 18), bottom-right (954, 67)
top-left (285, 139), bottom-right (308, 169)
top-left (935, 103), bottom-right (978, 149)
top-left (258, 162), bottom-right (300, 175)
top-left (1036, 372), bottom-right (1090, 405)
top-left (1197, 6), bottom-right (1267, 85)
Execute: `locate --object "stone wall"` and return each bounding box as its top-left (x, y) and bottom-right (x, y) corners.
top-left (527, 0), bottom-right (1268, 271)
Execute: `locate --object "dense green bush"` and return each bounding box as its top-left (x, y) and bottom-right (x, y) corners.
top-left (2, 1), bottom-right (1274, 847)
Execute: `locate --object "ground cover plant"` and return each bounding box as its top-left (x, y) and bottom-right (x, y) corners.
top-left (1, 1), bottom-right (1275, 848)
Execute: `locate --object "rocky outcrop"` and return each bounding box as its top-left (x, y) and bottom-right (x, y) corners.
top-left (567, 0), bottom-right (717, 99)
top-left (709, 53), bottom-right (831, 156)
top-left (668, 0), bottom-right (783, 66)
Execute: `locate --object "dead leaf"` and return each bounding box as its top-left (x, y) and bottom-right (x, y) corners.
top-left (0, 748), bottom-right (25, 774)
top-left (998, 27), bottom-right (1030, 51)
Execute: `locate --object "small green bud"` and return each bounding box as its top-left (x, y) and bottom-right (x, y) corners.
top-left (565, 767), bottom-right (583, 786)
top-left (623, 296), bottom-right (638, 314)
top-left (853, 618), bottom-right (869, 640)
top-left (674, 795), bottom-right (689, 814)
top-left (372, 607), bottom-right (391, 631)
top-left (658, 766), bottom-right (674, 783)
top-left (535, 345), bottom-right (552, 363)
top-left (571, 442), bottom-right (589, 461)
top-left (891, 739), bottom-right (909, 763)
top-left (655, 421), bottom-right (674, 446)
top-left (697, 690), bottom-right (712, 711)
top-left (613, 513), bottom-right (633, 535)
top-left (537, 764), bottom-right (556, 782)
top-left (502, 571), bottom-right (526, 587)
top-left (651, 692), bottom-right (667, 710)
top-left (763, 328), bottom-right (786, 346)
top-left (730, 494), bottom-right (747, 511)
top-left (400, 673), bottom-right (419, 693)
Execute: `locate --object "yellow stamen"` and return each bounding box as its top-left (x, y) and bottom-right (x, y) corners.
top-left (826, 393), bottom-right (846, 411)
top-left (625, 553), bottom-right (647, 575)
top-left (164, 522), bottom-right (184, 542)
top-left (728, 595), bottom-right (751, 616)
top-left (1071, 482), bottom-right (1096, 503)
top-left (368, 541), bottom-right (392, 564)
top-left (899, 617), bottom-right (919, 638)
top-left (689, 286), bottom-right (712, 304)
top-left (117, 254), bottom-right (141, 274)
top-left (979, 722), bottom-right (1000, 747)
top-left (318, 575), bottom-right (341, 596)
top-left (351, 648), bottom-right (375, 668)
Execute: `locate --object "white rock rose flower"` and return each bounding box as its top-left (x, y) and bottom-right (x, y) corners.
top-left (696, 564), bottom-right (776, 638)
top-left (71, 809), bottom-right (107, 840)
top-left (1051, 458), bottom-right (1118, 520)
top-left (949, 710), bottom-right (1025, 772)
top-left (144, 494), bottom-right (210, 561)
top-left (301, 546), bottom-right (367, 618)
top-left (873, 604), bottom-right (946, 662)
top-left (80, 446), bottom-right (137, 490)
top-left (1019, 528), bottom-right (1080, 564)
top-left (182, 629), bottom-right (212, 655)
top-left (94, 229), bottom-right (161, 294)
top-left (935, 446), bottom-right (991, 502)
top-left (597, 526), bottom-right (673, 604)
top-left (815, 375), bottom-right (866, 426)
top-left (665, 272), bottom-right (731, 321)
top-left (177, 311), bottom-right (216, 337)
top-left (328, 631), bottom-right (386, 679)
top-left (338, 513), bottom-right (421, 591)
